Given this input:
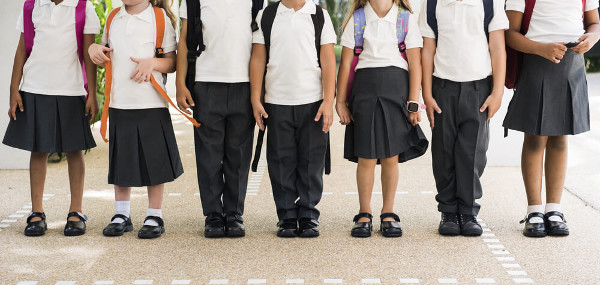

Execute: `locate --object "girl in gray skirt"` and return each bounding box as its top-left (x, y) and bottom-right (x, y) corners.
top-left (504, 0), bottom-right (600, 237)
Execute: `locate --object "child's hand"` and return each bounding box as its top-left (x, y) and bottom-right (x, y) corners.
top-left (316, 100), bottom-right (334, 133)
top-left (89, 43), bottom-right (112, 65)
top-left (85, 96), bottom-right (99, 123)
top-left (409, 111), bottom-right (421, 126)
top-left (252, 101), bottom-right (268, 131)
top-left (130, 57), bottom-right (156, 83)
top-left (539, 43), bottom-right (567, 63)
top-left (571, 33), bottom-right (600, 54)
top-left (176, 85), bottom-right (195, 115)
top-left (424, 98), bottom-right (442, 129)
top-left (335, 101), bottom-right (352, 125)
top-left (480, 91), bottom-right (503, 121)
top-left (8, 91), bottom-right (23, 120)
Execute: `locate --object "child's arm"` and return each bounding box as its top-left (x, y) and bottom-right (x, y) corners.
top-left (250, 43), bottom-right (268, 131)
top-left (8, 33), bottom-right (26, 120)
top-left (316, 43), bottom-right (336, 133)
top-left (572, 9), bottom-right (600, 54)
top-left (176, 19), bottom-right (194, 115)
top-left (83, 34), bottom-right (98, 123)
top-left (407, 47), bottom-right (422, 127)
top-left (421, 37), bottom-right (442, 129)
top-left (335, 47), bottom-right (354, 125)
top-left (88, 43), bottom-right (112, 68)
top-left (479, 29), bottom-right (506, 121)
top-left (505, 11), bottom-right (566, 63)
top-left (129, 52), bottom-right (176, 83)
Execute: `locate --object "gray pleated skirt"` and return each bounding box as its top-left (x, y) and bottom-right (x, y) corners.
top-left (503, 50), bottom-right (590, 136)
top-left (108, 108), bottom-right (183, 187)
top-left (2, 92), bottom-right (96, 153)
top-left (344, 66), bottom-right (429, 163)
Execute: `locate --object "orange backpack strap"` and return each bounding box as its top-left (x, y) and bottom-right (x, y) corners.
top-left (100, 7), bottom-right (121, 143)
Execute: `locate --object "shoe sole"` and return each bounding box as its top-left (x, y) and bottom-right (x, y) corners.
top-left (351, 231), bottom-right (372, 238)
top-left (277, 229), bottom-right (297, 238)
top-left (138, 228), bottom-right (165, 239)
top-left (382, 231), bottom-right (403, 238)
top-left (205, 231), bottom-right (226, 238)
top-left (24, 231), bottom-right (45, 237)
top-left (547, 230), bottom-right (569, 236)
top-left (64, 230), bottom-right (86, 237)
top-left (461, 231), bottom-right (483, 237)
top-left (225, 231), bottom-right (246, 238)
top-left (438, 230), bottom-right (460, 236)
top-left (298, 229), bottom-right (319, 238)
top-left (103, 225), bottom-right (134, 237)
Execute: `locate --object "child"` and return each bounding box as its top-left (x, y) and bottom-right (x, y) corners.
top-left (250, 0), bottom-right (337, 238)
top-left (503, 0), bottom-right (600, 237)
top-left (419, 0), bottom-right (508, 236)
top-left (89, 0), bottom-right (181, 239)
top-left (175, 0), bottom-right (264, 238)
top-left (3, 0), bottom-right (100, 237)
top-left (336, 0), bottom-right (428, 238)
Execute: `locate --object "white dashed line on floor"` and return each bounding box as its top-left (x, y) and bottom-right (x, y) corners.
top-left (361, 278), bottom-right (381, 284)
top-left (323, 279), bottom-right (343, 284)
top-left (247, 279), bottom-right (267, 284)
top-left (132, 280), bottom-right (153, 284)
top-left (17, 282), bottom-right (38, 285)
top-left (9, 214), bottom-right (25, 218)
top-left (475, 278), bottom-right (496, 283)
top-left (171, 280), bottom-right (191, 284)
top-left (168, 193), bottom-right (182, 196)
top-left (507, 271), bottom-right (527, 276)
top-left (285, 279), bottom-right (304, 284)
top-left (94, 281), bottom-right (115, 285)
top-left (437, 278), bottom-right (458, 283)
top-left (502, 264), bottom-right (521, 268)
top-left (209, 280), bottom-right (228, 285)
top-left (399, 278), bottom-right (420, 284)
top-left (55, 281), bottom-right (76, 285)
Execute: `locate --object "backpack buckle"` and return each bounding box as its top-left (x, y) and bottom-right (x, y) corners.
top-left (155, 47), bottom-right (164, 58)
top-left (354, 46), bottom-right (363, 56)
top-left (398, 42), bottom-right (406, 53)
top-left (187, 50), bottom-right (201, 61)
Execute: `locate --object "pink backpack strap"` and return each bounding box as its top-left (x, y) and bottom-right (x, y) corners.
top-left (396, 6), bottom-right (410, 62)
top-left (346, 8), bottom-right (366, 100)
top-left (23, 0), bottom-right (35, 57)
top-left (75, 0), bottom-right (88, 95)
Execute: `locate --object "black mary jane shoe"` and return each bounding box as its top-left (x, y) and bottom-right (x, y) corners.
top-left (225, 213), bottom-right (245, 238)
top-left (138, 216), bottom-right (165, 239)
top-left (277, 219), bottom-right (298, 238)
top-left (103, 214), bottom-right (133, 237)
top-left (459, 214), bottom-right (483, 236)
top-left (24, 212), bottom-right (47, 237)
top-left (520, 212), bottom-right (546, 238)
top-left (380, 213), bottom-right (402, 238)
top-left (204, 213), bottom-right (225, 238)
top-left (544, 211), bottom-right (569, 236)
top-left (351, 213), bottom-right (373, 238)
top-left (64, 212), bottom-right (88, 236)
top-left (297, 218), bottom-right (320, 238)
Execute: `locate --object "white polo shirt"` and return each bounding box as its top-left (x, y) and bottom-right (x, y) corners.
top-left (253, 1), bottom-right (337, 106)
top-left (16, 0), bottom-right (100, 96)
top-left (418, 0), bottom-right (509, 82)
top-left (180, 0), bottom-right (261, 83)
top-left (340, 2), bottom-right (422, 71)
top-left (101, 5), bottom-right (177, 109)
top-left (506, 0), bottom-right (600, 43)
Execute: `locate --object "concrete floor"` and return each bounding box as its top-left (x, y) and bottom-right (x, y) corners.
top-left (1, 96), bottom-right (600, 284)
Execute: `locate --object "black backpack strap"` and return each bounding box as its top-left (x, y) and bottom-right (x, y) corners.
top-left (251, 123), bottom-right (266, 172)
top-left (261, 1), bottom-right (280, 65)
top-left (426, 0), bottom-right (438, 40)
top-left (251, 0), bottom-right (265, 32)
top-left (311, 5), bottom-right (325, 67)
top-left (186, 0), bottom-right (204, 92)
top-left (483, 0), bottom-right (494, 41)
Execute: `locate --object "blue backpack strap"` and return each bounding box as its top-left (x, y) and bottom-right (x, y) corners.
top-left (426, 0), bottom-right (438, 40)
top-left (396, 5), bottom-right (410, 57)
top-left (483, 0), bottom-right (494, 41)
top-left (353, 8), bottom-right (366, 55)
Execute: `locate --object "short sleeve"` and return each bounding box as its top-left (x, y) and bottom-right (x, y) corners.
top-left (320, 8), bottom-right (337, 45)
top-left (405, 13), bottom-right (423, 49)
top-left (488, 0), bottom-right (509, 32)
top-left (340, 15), bottom-right (354, 48)
top-left (586, 0), bottom-right (600, 11)
top-left (252, 10), bottom-right (265, 44)
top-left (84, 1), bottom-right (101, 34)
top-left (162, 10), bottom-right (178, 53)
top-left (101, 21), bottom-right (107, 46)
top-left (180, 0), bottom-right (187, 19)
top-left (16, 9), bottom-right (24, 33)
top-left (418, 0), bottom-right (435, 39)
top-left (505, 0), bottom-right (525, 13)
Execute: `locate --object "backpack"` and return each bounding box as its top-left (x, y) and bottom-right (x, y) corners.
top-left (185, 0), bottom-right (266, 92)
top-left (505, 0), bottom-right (586, 89)
top-left (346, 5), bottom-right (410, 100)
top-left (426, 0), bottom-right (494, 41)
top-left (23, 0), bottom-right (89, 95)
top-left (99, 6), bottom-right (200, 143)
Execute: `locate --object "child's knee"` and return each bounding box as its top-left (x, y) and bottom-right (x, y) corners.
top-left (547, 136), bottom-right (568, 151)
top-left (523, 135), bottom-right (548, 152)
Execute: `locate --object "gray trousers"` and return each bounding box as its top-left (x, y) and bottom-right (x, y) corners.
top-left (431, 77), bottom-right (491, 216)
top-left (193, 82), bottom-right (255, 216)
top-left (265, 101), bottom-right (327, 220)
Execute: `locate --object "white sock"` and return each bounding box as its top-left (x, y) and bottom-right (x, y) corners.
top-left (527, 205), bottom-right (544, 223)
top-left (144, 208), bottom-right (162, 227)
top-left (111, 201), bottom-right (131, 224)
top-left (545, 203), bottom-right (563, 222)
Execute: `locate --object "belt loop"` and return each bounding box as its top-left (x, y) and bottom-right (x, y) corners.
top-left (473, 80), bottom-right (480, 91)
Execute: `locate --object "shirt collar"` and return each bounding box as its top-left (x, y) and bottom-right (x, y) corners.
top-left (41, 0), bottom-right (79, 7)
top-left (364, 2), bottom-right (398, 24)
top-left (277, 0), bottom-right (317, 15)
top-left (441, 0), bottom-right (478, 6)
top-left (115, 3), bottom-right (153, 23)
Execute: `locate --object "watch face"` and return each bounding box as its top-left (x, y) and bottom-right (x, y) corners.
top-left (408, 102), bottom-right (419, 112)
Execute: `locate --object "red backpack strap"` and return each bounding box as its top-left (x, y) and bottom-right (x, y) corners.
top-left (521, 0), bottom-right (536, 34)
top-left (583, 0), bottom-right (587, 18)
top-left (100, 7), bottom-right (121, 143)
top-left (75, 0), bottom-right (88, 95)
top-left (23, 0), bottom-right (35, 57)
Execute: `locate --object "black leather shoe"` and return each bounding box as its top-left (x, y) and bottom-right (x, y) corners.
top-left (544, 211), bottom-right (569, 236)
top-left (138, 216), bottom-right (165, 239)
top-left (64, 212), bottom-right (88, 236)
top-left (103, 214), bottom-right (133, 237)
top-left (380, 213), bottom-right (402, 238)
top-left (519, 212), bottom-right (546, 238)
top-left (298, 218), bottom-right (319, 238)
top-left (438, 212), bottom-right (460, 236)
top-left (225, 213), bottom-right (245, 238)
top-left (459, 214), bottom-right (483, 236)
top-left (277, 219), bottom-right (297, 238)
top-left (351, 213), bottom-right (373, 238)
top-left (24, 212), bottom-right (47, 237)
top-left (204, 213), bottom-right (225, 238)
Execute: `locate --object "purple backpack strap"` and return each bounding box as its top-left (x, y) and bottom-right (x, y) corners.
top-left (75, 0), bottom-right (88, 96)
top-left (346, 8), bottom-right (366, 100)
top-left (396, 6), bottom-right (410, 62)
top-left (23, 0), bottom-right (35, 57)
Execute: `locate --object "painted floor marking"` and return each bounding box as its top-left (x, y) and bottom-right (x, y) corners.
top-left (94, 281), bottom-right (115, 285)
top-left (437, 278), bottom-right (458, 283)
top-left (247, 279), bottom-right (267, 284)
top-left (132, 280), bottom-right (153, 284)
top-left (55, 281), bottom-right (76, 285)
top-left (168, 193), bottom-right (182, 196)
top-left (171, 280), bottom-right (191, 284)
top-left (475, 278), bottom-right (496, 283)
top-left (209, 280), bottom-right (228, 285)
top-left (399, 278), bottom-right (420, 283)
top-left (17, 282), bottom-right (38, 285)
top-left (323, 279), bottom-right (343, 284)
top-left (361, 278), bottom-right (381, 284)
top-left (9, 214), bottom-right (25, 218)
top-left (285, 279), bottom-right (304, 284)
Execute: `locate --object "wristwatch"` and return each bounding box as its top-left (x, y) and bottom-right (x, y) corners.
top-left (407, 101), bottom-right (426, 113)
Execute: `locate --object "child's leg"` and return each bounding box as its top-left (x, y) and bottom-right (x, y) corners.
top-left (380, 156), bottom-right (399, 221)
top-left (147, 184), bottom-right (164, 210)
top-left (30, 152), bottom-right (49, 222)
top-left (544, 136), bottom-right (568, 204)
top-left (357, 158), bottom-right (377, 222)
top-left (521, 134), bottom-right (548, 206)
top-left (66, 151), bottom-right (85, 221)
